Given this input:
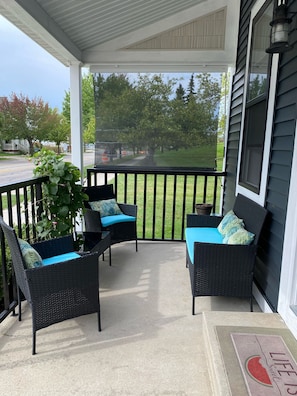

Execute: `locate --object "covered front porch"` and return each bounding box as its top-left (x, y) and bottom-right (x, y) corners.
top-left (1, 239), bottom-right (285, 395)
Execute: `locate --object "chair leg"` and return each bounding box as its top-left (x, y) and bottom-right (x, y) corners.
top-left (32, 331), bottom-right (36, 355)
top-left (135, 238), bottom-right (138, 252)
top-left (98, 310), bottom-right (102, 332)
top-left (109, 246), bottom-right (111, 266)
top-left (192, 297), bottom-right (195, 315)
top-left (250, 296), bottom-right (253, 312)
top-left (17, 287), bottom-right (22, 322)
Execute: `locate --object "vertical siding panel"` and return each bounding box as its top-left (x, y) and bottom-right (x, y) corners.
top-left (224, 1), bottom-right (250, 210)
top-left (225, 0), bottom-right (297, 311)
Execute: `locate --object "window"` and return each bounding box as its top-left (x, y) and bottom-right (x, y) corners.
top-left (239, 0), bottom-right (274, 194)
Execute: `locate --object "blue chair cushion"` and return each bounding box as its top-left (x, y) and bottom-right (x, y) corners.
top-left (185, 227), bottom-right (223, 264)
top-left (42, 252), bottom-right (80, 266)
top-left (101, 214), bottom-right (136, 227)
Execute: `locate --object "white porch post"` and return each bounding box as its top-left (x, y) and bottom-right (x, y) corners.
top-left (69, 62), bottom-right (83, 178)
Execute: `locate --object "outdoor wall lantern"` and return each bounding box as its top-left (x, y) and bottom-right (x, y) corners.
top-left (266, 2), bottom-right (295, 54)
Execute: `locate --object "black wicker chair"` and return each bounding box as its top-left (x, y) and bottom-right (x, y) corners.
top-left (0, 217), bottom-right (101, 355)
top-left (186, 194), bottom-right (268, 315)
top-left (83, 185), bottom-right (138, 255)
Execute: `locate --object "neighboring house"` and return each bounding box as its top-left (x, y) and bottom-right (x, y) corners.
top-left (2, 139), bottom-right (29, 153)
top-left (225, 0), bottom-right (297, 336)
top-left (1, 0), bottom-right (297, 338)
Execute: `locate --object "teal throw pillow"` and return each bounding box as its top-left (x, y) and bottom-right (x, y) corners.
top-left (18, 238), bottom-right (43, 269)
top-left (224, 228), bottom-right (255, 245)
top-left (89, 198), bottom-right (123, 217)
top-left (217, 210), bottom-right (244, 236)
top-left (222, 222), bottom-right (244, 243)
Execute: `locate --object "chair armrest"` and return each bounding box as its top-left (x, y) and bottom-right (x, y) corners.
top-left (32, 235), bottom-right (75, 259)
top-left (25, 252), bottom-right (99, 299)
top-left (187, 214), bottom-right (222, 228)
top-left (118, 203), bottom-right (137, 217)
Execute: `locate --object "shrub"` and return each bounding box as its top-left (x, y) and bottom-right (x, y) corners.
top-left (33, 149), bottom-right (88, 239)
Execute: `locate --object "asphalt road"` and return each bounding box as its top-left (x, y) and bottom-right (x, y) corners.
top-left (0, 151), bottom-right (96, 187)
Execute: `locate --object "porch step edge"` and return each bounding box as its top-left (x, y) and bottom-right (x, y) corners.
top-left (202, 311), bottom-right (287, 395)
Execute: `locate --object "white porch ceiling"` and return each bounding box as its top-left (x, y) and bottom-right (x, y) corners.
top-left (0, 0), bottom-right (240, 73)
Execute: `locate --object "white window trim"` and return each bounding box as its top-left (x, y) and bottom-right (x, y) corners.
top-left (278, 119), bottom-right (297, 339)
top-left (236, 0), bottom-right (278, 206)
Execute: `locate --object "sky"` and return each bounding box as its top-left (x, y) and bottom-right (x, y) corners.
top-left (0, 15), bottom-right (70, 111)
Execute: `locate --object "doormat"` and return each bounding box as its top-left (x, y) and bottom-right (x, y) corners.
top-left (216, 326), bottom-right (297, 396)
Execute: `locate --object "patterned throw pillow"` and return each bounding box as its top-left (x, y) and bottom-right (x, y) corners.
top-left (224, 228), bottom-right (255, 245)
top-left (217, 210), bottom-right (244, 236)
top-left (18, 238), bottom-right (43, 269)
top-left (222, 222), bottom-right (245, 243)
top-left (89, 198), bottom-right (123, 217)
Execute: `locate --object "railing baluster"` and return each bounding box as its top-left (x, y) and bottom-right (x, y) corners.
top-left (172, 175), bottom-right (177, 240)
top-left (152, 174), bottom-right (157, 240)
top-left (143, 174), bottom-right (148, 239)
top-left (161, 175), bottom-right (167, 240)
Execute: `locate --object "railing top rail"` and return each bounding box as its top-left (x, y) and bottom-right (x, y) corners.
top-left (0, 176), bottom-right (48, 193)
top-left (88, 166), bottom-right (226, 177)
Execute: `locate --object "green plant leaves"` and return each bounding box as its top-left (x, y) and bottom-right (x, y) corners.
top-left (33, 149), bottom-right (85, 239)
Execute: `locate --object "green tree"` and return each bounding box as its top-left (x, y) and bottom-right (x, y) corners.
top-left (186, 73), bottom-right (196, 103)
top-left (84, 115), bottom-right (95, 145)
top-left (62, 73), bottom-right (96, 144)
top-left (47, 114), bottom-right (70, 153)
top-left (0, 93), bottom-right (60, 155)
top-left (175, 83), bottom-right (186, 102)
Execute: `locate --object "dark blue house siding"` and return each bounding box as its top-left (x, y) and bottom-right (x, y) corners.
top-left (225, 0), bottom-right (297, 311)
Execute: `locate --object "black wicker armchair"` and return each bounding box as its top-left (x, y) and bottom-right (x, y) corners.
top-left (83, 185), bottom-right (138, 255)
top-left (186, 194), bottom-right (268, 315)
top-left (0, 217), bottom-right (101, 355)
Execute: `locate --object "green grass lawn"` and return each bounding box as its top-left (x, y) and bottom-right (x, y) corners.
top-left (112, 142), bottom-right (225, 239)
top-left (154, 142), bottom-right (224, 170)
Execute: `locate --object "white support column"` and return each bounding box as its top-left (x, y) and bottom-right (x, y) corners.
top-left (70, 63), bottom-right (83, 178)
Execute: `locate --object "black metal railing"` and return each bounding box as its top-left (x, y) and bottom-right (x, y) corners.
top-left (0, 177), bottom-right (47, 322)
top-left (87, 166), bottom-right (226, 241)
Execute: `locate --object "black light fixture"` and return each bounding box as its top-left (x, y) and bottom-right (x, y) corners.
top-left (266, 2), bottom-right (293, 54)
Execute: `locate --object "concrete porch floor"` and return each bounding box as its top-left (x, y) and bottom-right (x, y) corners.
top-left (0, 241), bottom-right (289, 395)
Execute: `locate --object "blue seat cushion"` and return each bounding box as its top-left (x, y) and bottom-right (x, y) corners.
top-left (101, 214), bottom-right (136, 227)
top-left (185, 227), bottom-right (223, 264)
top-left (42, 252), bottom-right (80, 266)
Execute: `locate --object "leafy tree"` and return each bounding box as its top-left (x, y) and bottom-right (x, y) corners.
top-left (0, 93), bottom-right (60, 155)
top-left (62, 72), bottom-right (222, 165)
top-left (84, 115), bottom-right (95, 145)
top-left (170, 73), bottom-right (221, 149)
top-left (175, 83), bottom-right (186, 102)
top-left (63, 73), bottom-right (98, 144)
top-left (194, 73), bottom-right (221, 143)
top-left (47, 114), bottom-right (70, 153)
